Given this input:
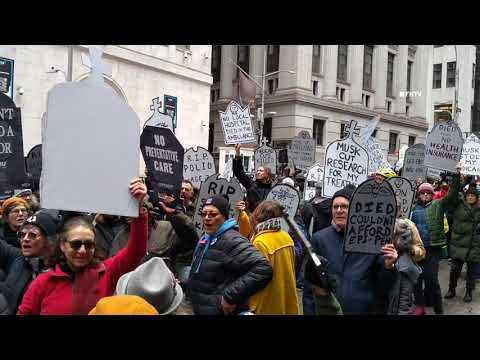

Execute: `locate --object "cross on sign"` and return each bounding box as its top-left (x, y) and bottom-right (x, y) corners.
top-left (150, 97), bottom-right (163, 114)
top-left (81, 47), bottom-right (113, 82)
top-left (343, 120), bottom-right (361, 139)
top-left (260, 137), bottom-right (269, 147)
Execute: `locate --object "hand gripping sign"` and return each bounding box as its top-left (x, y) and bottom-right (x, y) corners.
top-left (402, 143), bottom-right (427, 182)
top-left (424, 121), bottom-right (464, 172)
top-left (219, 100), bottom-right (256, 145)
top-left (387, 176), bottom-right (415, 219)
top-left (183, 146), bottom-right (216, 188)
top-left (322, 120), bottom-right (369, 198)
top-left (345, 178), bottom-right (397, 255)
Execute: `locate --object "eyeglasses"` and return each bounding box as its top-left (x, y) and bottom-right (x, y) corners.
top-left (420, 192), bottom-right (433, 196)
top-left (333, 205), bottom-right (349, 211)
top-left (66, 240), bottom-right (96, 251)
top-left (18, 231), bottom-right (41, 241)
top-left (201, 212), bottom-right (220, 219)
top-left (10, 208), bottom-right (29, 215)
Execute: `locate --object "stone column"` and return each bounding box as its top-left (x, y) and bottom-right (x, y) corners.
top-left (278, 45), bottom-right (312, 92)
top-left (349, 45), bottom-right (364, 106)
top-left (395, 45), bottom-right (408, 115)
top-left (374, 45), bottom-right (388, 111)
top-left (220, 45), bottom-right (234, 100)
top-left (249, 45), bottom-right (265, 97)
top-left (411, 45), bottom-right (433, 122)
top-left (322, 45), bottom-right (338, 100)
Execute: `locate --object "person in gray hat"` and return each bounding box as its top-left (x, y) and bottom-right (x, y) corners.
top-left (115, 257), bottom-right (184, 315)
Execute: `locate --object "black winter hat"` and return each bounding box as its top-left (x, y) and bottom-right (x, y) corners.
top-left (21, 210), bottom-right (59, 237)
top-left (202, 194), bottom-right (230, 219)
top-left (331, 184), bottom-right (356, 203)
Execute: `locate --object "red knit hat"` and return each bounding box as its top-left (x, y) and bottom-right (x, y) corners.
top-left (418, 183), bottom-right (434, 194)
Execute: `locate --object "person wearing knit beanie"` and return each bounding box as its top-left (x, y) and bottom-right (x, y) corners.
top-left (0, 197), bottom-right (31, 248)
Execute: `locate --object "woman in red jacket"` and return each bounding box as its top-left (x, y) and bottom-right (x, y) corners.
top-left (17, 178), bottom-right (148, 315)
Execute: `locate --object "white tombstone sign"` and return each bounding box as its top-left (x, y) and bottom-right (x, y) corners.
top-left (304, 163), bottom-right (324, 201)
top-left (387, 176), bottom-right (416, 219)
top-left (461, 134), bottom-right (480, 176)
top-left (183, 146), bottom-right (216, 188)
top-left (322, 120), bottom-right (369, 198)
top-left (266, 184), bottom-right (300, 218)
top-left (359, 115), bottom-right (381, 145)
top-left (403, 143), bottom-right (427, 182)
top-left (41, 47), bottom-right (140, 217)
top-left (424, 121), bottom-right (464, 172)
top-left (255, 139), bottom-right (277, 174)
top-left (365, 137), bottom-right (391, 173)
top-left (288, 130), bottom-right (316, 171)
top-left (345, 179), bottom-right (397, 254)
top-left (219, 100), bottom-right (256, 145)
top-left (143, 97), bottom-right (174, 132)
top-left (193, 174), bottom-right (244, 237)
top-left (221, 157), bottom-right (234, 181)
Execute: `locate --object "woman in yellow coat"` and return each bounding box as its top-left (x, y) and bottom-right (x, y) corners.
top-left (248, 201), bottom-right (300, 315)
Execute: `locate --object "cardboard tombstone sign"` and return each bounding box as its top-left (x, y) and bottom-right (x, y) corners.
top-left (461, 134), bottom-right (480, 176)
top-left (403, 143), bottom-right (427, 182)
top-left (266, 184), bottom-right (300, 219)
top-left (143, 97), bottom-right (174, 132)
top-left (345, 179), bottom-right (397, 254)
top-left (25, 144), bottom-right (42, 188)
top-left (255, 139), bottom-right (277, 174)
top-left (141, 126), bottom-right (184, 200)
top-left (0, 93), bottom-right (28, 197)
top-left (424, 121), bottom-right (464, 172)
top-left (41, 47), bottom-right (140, 217)
top-left (193, 174), bottom-right (244, 236)
top-left (221, 157), bottom-right (234, 181)
top-left (365, 137), bottom-right (391, 173)
top-left (304, 163), bottom-right (324, 201)
top-left (183, 146), bottom-right (216, 188)
top-left (322, 120), bottom-right (369, 198)
top-left (219, 100), bottom-right (256, 144)
top-left (288, 130), bottom-right (316, 171)
top-left (359, 115), bottom-right (381, 145)
top-left (427, 167), bottom-right (443, 181)
top-left (387, 176), bottom-right (415, 219)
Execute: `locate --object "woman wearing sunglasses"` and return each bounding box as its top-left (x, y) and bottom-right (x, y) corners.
top-left (0, 197), bottom-right (31, 248)
top-left (17, 178), bottom-right (148, 315)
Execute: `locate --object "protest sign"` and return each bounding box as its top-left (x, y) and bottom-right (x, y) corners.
top-left (288, 130), bottom-right (316, 171)
top-left (41, 47), bottom-right (140, 217)
top-left (183, 146), bottom-right (216, 188)
top-left (403, 143), bottom-right (427, 182)
top-left (219, 100), bottom-right (255, 144)
top-left (365, 137), bottom-right (391, 173)
top-left (345, 178), bottom-right (397, 254)
top-left (387, 176), bottom-right (415, 218)
top-left (254, 141), bottom-right (277, 174)
top-left (221, 157), bottom-right (234, 181)
top-left (427, 167), bottom-right (442, 180)
top-left (266, 184), bottom-right (300, 218)
top-left (25, 144), bottom-right (42, 189)
top-left (143, 97), bottom-right (174, 132)
top-left (424, 121), bottom-right (464, 172)
top-left (193, 174), bottom-right (244, 236)
top-left (0, 93), bottom-right (27, 197)
top-left (359, 115), bottom-right (380, 145)
top-left (322, 120), bottom-right (369, 198)
top-left (141, 126), bottom-right (184, 200)
top-left (304, 163), bottom-right (324, 201)
top-left (461, 134), bottom-right (480, 176)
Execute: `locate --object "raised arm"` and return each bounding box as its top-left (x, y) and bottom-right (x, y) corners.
top-left (232, 144), bottom-right (254, 190)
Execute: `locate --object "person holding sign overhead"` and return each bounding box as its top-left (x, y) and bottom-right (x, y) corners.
top-left (233, 144), bottom-right (273, 213)
top-left (17, 178), bottom-right (148, 315)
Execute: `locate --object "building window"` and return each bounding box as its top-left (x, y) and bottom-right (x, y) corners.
top-left (268, 79), bottom-right (274, 94)
top-left (407, 61), bottom-right (413, 92)
top-left (363, 45), bottom-right (374, 90)
top-left (212, 45), bottom-right (221, 83)
top-left (447, 61), bottom-right (456, 88)
top-left (362, 93), bottom-right (371, 108)
top-left (387, 53), bottom-right (395, 97)
top-left (312, 118), bottom-right (325, 146)
top-left (434, 104), bottom-right (453, 122)
top-left (372, 129), bottom-right (377, 138)
top-left (340, 88), bottom-right (346, 102)
top-left (433, 63), bottom-right (442, 88)
top-left (388, 132), bottom-right (398, 154)
top-left (406, 105), bottom-right (410, 116)
top-left (340, 123), bottom-right (346, 139)
top-left (408, 135), bottom-right (416, 146)
top-left (312, 80), bottom-right (318, 95)
top-left (210, 89), bottom-right (215, 104)
top-left (208, 123), bottom-right (214, 153)
top-left (386, 100), bottom-right (392, 113)
top-left (263, 117), bottom-right (272, 144)
top-left (267, 45), bottom-right (279, 73)
top-left (312, 45), bottom-right (321, 74)
top-left (176, 45), bottom-right (190, 51)
top-left (237, 45), bottom-right (249, 76)
top-left (337, 45), bottom-right (348, 81)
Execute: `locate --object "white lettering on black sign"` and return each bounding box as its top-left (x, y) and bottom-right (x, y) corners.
top-left (183, 147), bottom-right (216, 188)
top-left (387, 176), bottom-right (415, 219)
top-left (266, 184), bottom-right (300, 218)
top-left (424, 121), bottom-right (464, 172)
top-left (219, 100), bottom-right (256, 144)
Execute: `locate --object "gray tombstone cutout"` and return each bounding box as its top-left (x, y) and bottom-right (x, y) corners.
top-left (288, 130), bottom-right (316, 171)
top-left (143, 97), bottom-right (174, 132)
top-left (266, 184), bottom-right (300, 218)
top-left (365, 137), bottom-right (391, 173)
top-left (183, 146), bottom-right (216, 188)
top-left (255, 139), bottom-right (277, 175)
top-left (403, 143), bottom-right (427, 182)
top-left (461, 134), bottom-right (480, 176)
top-left (345, 179), bottom-right (397, 254)
top-left (387, 176), bottom-right (415, 219)
top-left (322, 120), bottom-right (369, 198)
top-left (304, 163), bottom-right (324, 201)
top-left (219, 100), bottom-right (256, 145)
top-left (193, 174), bottom-right (244, 237)
top-left (424, 121), bottom-right (464, 172)
top-left (41, 47), bottom-right (140, 217)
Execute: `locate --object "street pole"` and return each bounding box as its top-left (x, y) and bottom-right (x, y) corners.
top-left (67, 45), bottom-right (73, 81)
top-left (259, 45), bottom-right (267, 145)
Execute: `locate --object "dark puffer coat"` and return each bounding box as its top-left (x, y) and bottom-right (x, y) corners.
top-left (187, 229), bottom-right (273, 315)
top-left (301, 198), bottom-right (332, 236)
top-left (450, 195), bottom-right (480, 262)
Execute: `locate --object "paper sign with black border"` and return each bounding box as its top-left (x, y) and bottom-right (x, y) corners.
top-left (424, 121), bottom-right (464, 172)
top-left (183, 146), bottom-right (216, 188)
top-left (387, 176), bottom-right (415, 219)
top-left (461, 134), bottom-right (480, 176)
top-left (304, 162), bottom-right (324, 201)
top-left (403, 143), bottom-right (427, 182)
top-left (254, 144), bottom-right (277, 175)
top-left (288, 130), bottom-right (316, 171)
top-left (219, 100), bottom-right (255, 145)
top-left (266, 183), bottom-right (300, 218)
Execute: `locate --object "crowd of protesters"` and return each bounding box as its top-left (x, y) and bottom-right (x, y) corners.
top-left (1, 140), bottom-right (479, 315)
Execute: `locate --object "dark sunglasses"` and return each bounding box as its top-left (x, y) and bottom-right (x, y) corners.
top-left (420, 192), bottom-right (433, 196)
top-left (67, 240), bottom-right (96, 251)
top-left (18, 231), bottom-right (41, 241)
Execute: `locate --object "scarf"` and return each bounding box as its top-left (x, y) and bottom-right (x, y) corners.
top-left (191, 218), bottom-right (239, 274)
